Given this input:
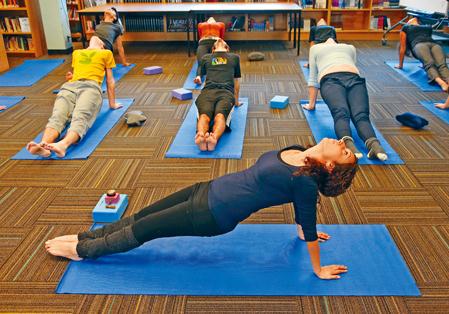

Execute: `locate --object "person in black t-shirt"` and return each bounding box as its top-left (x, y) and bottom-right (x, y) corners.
top-left (93, 8), bottom-right (130, 66)
top-left (193, 39), bottom-right (242, 151)
top-left (303, 19), bottom-right (336, 68)
top-left (396, 18), bottom-right (449, 91)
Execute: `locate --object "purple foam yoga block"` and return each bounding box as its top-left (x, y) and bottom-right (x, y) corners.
top-left (172, 88), bottom-right (192, 100)
top-left (144, 66), bottom-right (162, 75)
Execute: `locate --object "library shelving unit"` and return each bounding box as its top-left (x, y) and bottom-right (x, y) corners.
top-left (81, 0), bottom-right (297, 42)
top-left (0, 0), bottom-right (46, 57)
top-left (0, 33), bottom-right (8, 71)
top-left (67, 0), bottom-right (85, 40)
top-left (301, 0), bottom-right (406, 40)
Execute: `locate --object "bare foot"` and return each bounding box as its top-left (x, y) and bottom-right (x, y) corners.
top-left (435, 103), bottom-right (449, 109)
top-left (195, 132), bottom-right (207, 151)
top-left (45, 141), bottom-right (68, 158)
top-left (26, 141), bottom-right (51, 157)
top-left (46, 239), bottom-right (83, 261)
top-left (206, 133), bottom-right (218, 151)
top-left (51, 235), bottom-right (79, 242)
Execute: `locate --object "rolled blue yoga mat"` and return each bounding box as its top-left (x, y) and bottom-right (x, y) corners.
top-left (55, 224), bottom-right (420, 296)
top-left (53, 64), bottom-right (135, 94)
top-left (385, 60), bottom-right (441, 92)
top-left (0, 59), bottom-right (64, 87)
top-left (11, 98), bottom-right (134, 160)
top-left (419, 100), bottom-right (449, 125)
top-left (165, 98), bottom-right (248, 159)
top-left (0, 96), bottom-right (25, 112)
top-left (183, 62), bottom-right (205, 90)
top-left (300, 100), bottom-right (403, 165)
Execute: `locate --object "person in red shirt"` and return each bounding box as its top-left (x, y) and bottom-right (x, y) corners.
top-left (196, 17), bottom-right (225, 75)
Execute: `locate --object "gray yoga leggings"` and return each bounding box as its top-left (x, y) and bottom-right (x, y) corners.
top-left (413, 42), bottom-right (449, 83)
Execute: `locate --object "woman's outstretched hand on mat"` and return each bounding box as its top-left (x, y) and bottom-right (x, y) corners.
top-left (109, 102), bottom-right (123, 110)
top-left (194, 76), bottom-right (202, 85)
top-left (66, 71), bottom-right (73, 81)
top-left (317, 231), bottom-right (331, 242)
top-left (394, 64), bottom-right (403, 69)
top-left (302, 103), bottom-right (315, 111)
top-left (315, 265), bottom-right (348, 280)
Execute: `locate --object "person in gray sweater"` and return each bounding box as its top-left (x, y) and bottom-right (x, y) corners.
top-left (303, 38), bottom-right (387, 161)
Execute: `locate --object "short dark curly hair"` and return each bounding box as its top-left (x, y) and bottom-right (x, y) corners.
top-left (293, 156), bottom-right (358, 197)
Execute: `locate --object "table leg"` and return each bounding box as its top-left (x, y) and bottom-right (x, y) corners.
top-left (297, 12), bottom-right (301, 56)
top-left (187, 13), bottom-right (191, 57)
top-left (293, 12), bottom-right (297, 49)
top-left (288, 12), bottom-right (292, 42)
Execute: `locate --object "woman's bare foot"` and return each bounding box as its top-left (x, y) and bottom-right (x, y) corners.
top-left (51, 235), bottom-right (79, 242)
top-left (26, 142), bottom-right (51, 157)
top-left (206, 133), bottom-right (218, 151)
top-left (195, 132), bottom-right (207, 151)
top-left (46, 239), bottom-right (82, 261)
top-left (435, 103), bottom-right (449, 109)
top-left (45, 141), bottom-right (68, 158)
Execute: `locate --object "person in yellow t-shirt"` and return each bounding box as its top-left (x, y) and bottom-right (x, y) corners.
top-left (26, 36), bottom-right (122, 158)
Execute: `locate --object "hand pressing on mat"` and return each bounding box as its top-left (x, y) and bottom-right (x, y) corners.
top-left (235, 99), bottom-right (243, 107)
top-left (109, 102), bottom-right (123, 110)
top-left (66, 71), bottom-right (73, 81)
top-left (194, 76), bottom-right (202, 85)
top-left (394, 64), bottom-right (403, 69)
top-left (435, 97), bottom-right (449, 110)
top-left (0, 105), bottom-right (6, 111)
top-left (315, 265), bottom-right (348, 280)
top-left (302, 103), bottom-right (315, 111)
top-left (297, 225), bottom-right (331, 242)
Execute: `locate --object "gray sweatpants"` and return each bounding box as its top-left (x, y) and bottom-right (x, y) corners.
top-left (47, 80), bottom-right (102, 140)
top-left (413, 42), bottom-right (449, 83)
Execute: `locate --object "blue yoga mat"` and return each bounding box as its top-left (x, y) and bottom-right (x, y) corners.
top-left (55, 224), bottom-right (420, 296)
top-left (53, 64), bottom-right (135, 94)
top-left (0, 96), bottom-right (25, 112)
top-left (12, 98), bottom-right (134, 160)
top-left (0, 59), bottom-right (64, 87)
top-left (182, 62), bottom-right (205, 90)
top-left (419, 100), bottom-right (449, 125)
top-left (300, 100), bottom-right (403, 165)
top-left (165, 98), bottom-right (248, 159)
top-left (385, 60), bottom-right (441, 92)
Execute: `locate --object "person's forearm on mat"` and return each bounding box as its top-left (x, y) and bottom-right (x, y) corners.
top-left (303, 86), bottom-right (318, 110)
top-left (234, 79), bottom-right (240, 106)
top-left (116, 36), bottom-right (129, 66)
top-left (105, 68), bottom-right (121, 109)
top-left (397, 32), bottom-right (407, 69)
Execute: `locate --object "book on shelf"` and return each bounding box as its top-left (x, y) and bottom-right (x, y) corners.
top-left (4, 35), bottom-right (33, 51)
top-left (0, 0), bottom-right (21, 8)
top-left (332, 0), bottom-right (364, 8)
top-left (370, 15), bottom-right (391, 30)
top-left (125, 16), bottom-right (164, 32)
top-left (302, 0), bottom-right (327, 9)
top-left (0, 17), bottom-right (29, 33)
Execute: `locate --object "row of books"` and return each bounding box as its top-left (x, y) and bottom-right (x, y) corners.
top-left (372, 0), bottom-right (400, 8)
top-left (0, 0), bottom-right (22, 7)
top-left (4, 35), bottom-right (34, 51)
top-left (0, 17), bottom-right (30, 33)
top-left (167, 17), bottom-right (194, 32)
top-left (302, 0), bottom-right (327, 9)
top-left (331, 0), bottom-right (365, 8)
top-left (370, 15), bottom-right (391, 30)
top-left (125, 16), bottom-right (164, 32)
top-left (68, 5), bottom-right (80, 21)
top-left (248, 16), bottom-right (274, 32)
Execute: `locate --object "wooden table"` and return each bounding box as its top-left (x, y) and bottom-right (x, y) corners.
top-left (78, 3), bottom-right (302, 56)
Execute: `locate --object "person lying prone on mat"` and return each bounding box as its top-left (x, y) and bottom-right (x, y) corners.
top-left (303, 18), bottom-right (337, 68)
top-left (196, 17), bottom-right (225, 77)
top-left (93, 7), bottom-right (130, 66)
top-left (46, 138), bottom-right (357, 280)
top-left (26, 36), bottom-right (122, 158)
top-left (396, 17), bottom-right (449, 92)
top-left (303, 38), bottom-right (388, 161)
top-left (193, 39), bottom-right (242, 151)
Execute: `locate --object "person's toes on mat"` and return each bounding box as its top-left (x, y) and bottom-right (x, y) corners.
top-left (26, 141), bottom-right (51, 158)
top-left (206, 132), bottom-right (218, 151)
top-left (195, 131), bottom-right (207, 151)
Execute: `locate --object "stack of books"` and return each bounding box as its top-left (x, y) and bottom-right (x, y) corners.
top-left (370, 15), bottom-right (391, 30)
top-left (125, 16), bottom-right (164, 32)
top-left (331, 0), bottom-right (364, 8)
top-left (4, 36), bottom-right (33, 51)
top-left (0, 17), bottom-right (30, 33)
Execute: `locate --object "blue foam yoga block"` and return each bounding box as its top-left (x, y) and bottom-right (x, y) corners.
top-left (92, 194), bottom-right (128, 223)
top-left (172, 88), bottom-right (192, 100)
top-left (270, 95), bottom-right (289, 109)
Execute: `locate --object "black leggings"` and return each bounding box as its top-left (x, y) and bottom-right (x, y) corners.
top-left (320, 72), bottom-right (376, 142)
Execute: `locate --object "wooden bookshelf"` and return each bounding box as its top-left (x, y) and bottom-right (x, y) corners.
top-left (67, 0), bottom-right (84, 40)
top-left (0, 32), bottom-right (8, 72)
top-left (300, 0), bottom-right (406, 40)
top-left (0, 0), bottom-right (46, 57)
